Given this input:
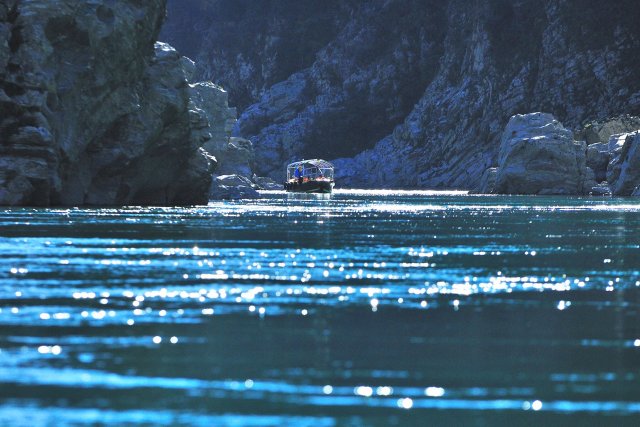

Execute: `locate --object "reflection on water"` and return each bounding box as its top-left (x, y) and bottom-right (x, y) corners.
top-left (1, 190), bottom-right (639, 426)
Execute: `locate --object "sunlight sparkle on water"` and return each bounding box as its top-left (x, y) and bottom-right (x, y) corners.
top-left (1, 191), bottom-right (640, 423)
top-left (398, 398), bottom-right (413, 409)
top-left (425, 387), bottom-right (446, 397)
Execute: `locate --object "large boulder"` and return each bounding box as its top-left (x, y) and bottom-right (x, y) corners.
top-left (0, 0), bottom-right (221, 206)
top-left (492, 113), bottom-right (595, 195)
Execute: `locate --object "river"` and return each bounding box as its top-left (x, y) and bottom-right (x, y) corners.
top-left (1, 190), bottom-right (639, 426)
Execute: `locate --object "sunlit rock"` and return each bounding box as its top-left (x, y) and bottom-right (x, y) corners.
top-left (189, 82), bottom-right (237, 157)
top-left (606, 133), bottom-right (633, 188)
top-left (187, 80), bottom-right (261, 187)
top-left (492, 113), bottom-right (595, 195)
top-left (213, 138), bottom-right (254, 177)
top-left (209, 174), bottom-right (259, 200)
top-left (608, 131), bottom-right (640, 196)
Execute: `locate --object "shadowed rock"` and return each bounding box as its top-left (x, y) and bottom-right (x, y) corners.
top-left (586, 142), bottom-right (611, 183)
top-left (0, 0), bottom-right (223, 206)
top-left (162, 0), bottom-right (640, 189)
top-left (576, 115), bottom-right (640, 146)
top-left (477, 167), bottom-right (498, 194)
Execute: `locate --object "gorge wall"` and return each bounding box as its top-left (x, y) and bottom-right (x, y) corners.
top-left (0, 0), bottom-right (232, 206)
top-left (162, 0), bottom-right (640, 188)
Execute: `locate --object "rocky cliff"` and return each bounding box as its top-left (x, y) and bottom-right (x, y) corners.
top-left (161, 0), bottom-right (362, 112)
top-left (0, 0), bottom-right (232, 206)
top-left (162, 0), bottom-right (640, 188)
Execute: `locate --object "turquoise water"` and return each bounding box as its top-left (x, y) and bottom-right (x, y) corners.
top-left (0, 190), bottom-right (639, 426)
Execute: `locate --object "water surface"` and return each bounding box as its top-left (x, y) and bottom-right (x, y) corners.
top-left (1, 190), bottom-right (639, 426)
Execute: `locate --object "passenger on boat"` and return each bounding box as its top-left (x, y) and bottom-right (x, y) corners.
top-left (295, 166), bottom-right (303, 184)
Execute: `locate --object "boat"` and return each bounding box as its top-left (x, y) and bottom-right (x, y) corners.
top-left (284, 159), bottom-right (335, 193)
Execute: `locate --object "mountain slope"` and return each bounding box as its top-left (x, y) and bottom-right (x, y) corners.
top-left (162, 0), bottom-right (640, 187)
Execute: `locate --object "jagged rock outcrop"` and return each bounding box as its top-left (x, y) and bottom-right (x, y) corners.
top-left (0, 0), bottom-right (226, 206)
top-left (477, 167), bottom-right (498, 195)
top-left (604, 133), bottom-right (629, 186)
top-left (606, 131), bottom-right (640, 196)
top-left (161, 0), bottom-right (362, 111)
top-left (487, 113), bottom-right (595, 195)
top-left (187, 80), bottom-right (253, 174)
top-left (586, 142), bottom-right (611, 183)
top-left (575, 115), bottom-right (640, 146)
top-left (186, 79), bottom-right (274, 196)
top-left (578, 116), bottom-right (640, 184)
top-left (162, 0), bottom-right (640, 188)
top-left (483, 113), bottom-right (640, 196)
top-left (213, 137), bottom-right (253, 177)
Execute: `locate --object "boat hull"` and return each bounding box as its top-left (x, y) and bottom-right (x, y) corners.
top-left (284, 180), bottom-right (334, 193)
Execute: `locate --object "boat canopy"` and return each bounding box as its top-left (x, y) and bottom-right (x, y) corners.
top-left (287, 159), bottom-right (334, 181)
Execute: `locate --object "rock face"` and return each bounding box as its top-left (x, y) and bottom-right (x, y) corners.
top-left (186, 79), bottom-right (271, 197)
top-left (578, 116), bottom-right (640, 184)
top-left (483, 113), bottom-right (640, 196)
top-left (586, 142), bottom-right (611, 183)
top-left (607, 131), bottom-right (640, 196)
top-left (161, 0), bottom-right (361, 111)
top-left (0, 0), bottom-right (224, 206)
top-left (575, 115), bottom-right (640, 146)
top-left (162, 0), bottom-right (640, 188)
top-left (489, 113), bottom-right (594, 195)
top-left (478, 167), bottom-right (498, 195)
top-left (187, 80), bottom-right (253, 173)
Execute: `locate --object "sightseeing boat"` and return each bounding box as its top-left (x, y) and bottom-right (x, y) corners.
top-left (284, 159), bottom-right (335, 193)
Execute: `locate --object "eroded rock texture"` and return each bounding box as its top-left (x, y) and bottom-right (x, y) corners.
top-left (606, 131), bottom-right (640, 196)
top-left (0, 0), bottom-right (218, 206)
top-left (483, 113), bottom-right (640, 196)
top-left (163, 0), bottom-right (640, 188)
top-left (490, 113), bottom-right (594, 195)
top-left (581, 116), bottom-right (640, 184)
